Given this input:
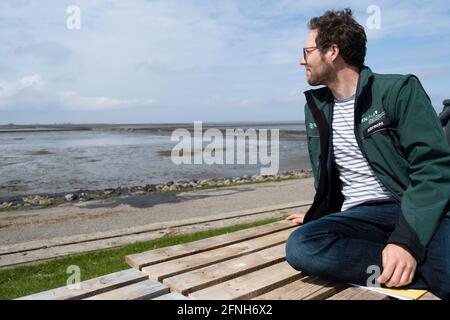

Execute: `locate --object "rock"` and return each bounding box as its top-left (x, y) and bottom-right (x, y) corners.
top-left (117, 188), bottom-right (127, 195)
top-left (79, 192), bottom-right (92, 201)
top-left (104, 189), bottom-right (115, 195)
top-left (0, 202), bottom-right (14, 209)
top-left (39, 198), bottom-right (54, 206)
top-left (23, 195), bottom-right (47, 205)
top-left (11, 170), bottom-right (313, 209)
top-left (65, 194), bottom-right (77, 201)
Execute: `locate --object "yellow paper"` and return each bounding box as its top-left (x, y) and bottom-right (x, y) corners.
top-left (351, 283), bottom-right (428, 300)
top-left (375, 287), bottom-right (428, 300)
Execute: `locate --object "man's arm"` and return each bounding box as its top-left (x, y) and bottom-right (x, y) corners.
top-left (380, 76), bottom-right (450, 286)
top-left (387, 75), bottom-right (450, 263)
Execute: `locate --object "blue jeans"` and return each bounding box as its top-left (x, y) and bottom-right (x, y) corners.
top-left (285, 202), bottom-right (450, 300)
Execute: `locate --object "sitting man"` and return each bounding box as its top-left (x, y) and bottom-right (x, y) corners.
top-left (285, 8), bottom-right (450, 300)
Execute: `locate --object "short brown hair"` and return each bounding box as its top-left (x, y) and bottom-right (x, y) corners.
top-left (308, 8), bottom-right (367, 68)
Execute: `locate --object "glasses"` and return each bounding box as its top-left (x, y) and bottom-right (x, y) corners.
top-left (303, 46), bottom-right (318, 61)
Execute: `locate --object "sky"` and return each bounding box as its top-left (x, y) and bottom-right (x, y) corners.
top-left (0, 0), bottom-right (449, 124)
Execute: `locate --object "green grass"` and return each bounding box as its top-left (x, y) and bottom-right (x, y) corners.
top-left (0, 217), bottom-right (283, 300)
top-left (40, 200), bottom-right (65, 209)
top-left (0, 205), bottom-right (22, 212)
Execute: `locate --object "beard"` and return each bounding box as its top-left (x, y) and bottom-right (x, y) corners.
top-left (306, 57), bottom-right (334, 86)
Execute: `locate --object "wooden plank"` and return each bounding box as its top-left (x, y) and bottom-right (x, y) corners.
top-left (188, 261), bottom-right (302, 300)
top-left (126, 220), bottom-right (296, 270)
top-left (163, 244), bottom-right (287, 295)
top-left (85, 280), bottom-right (169, 300)
top-left (16, 269), bottom-right (147, 300)
top-left (153, 292), bottom-right (191, 300)
top-left (142, 229), bottom-right (291, 281)
top-left (326, 287), bottom-right (390, 300)
top-left (418, 292), bottom-right (441, 300)
top-left (253, 276), bottom-right (348, 300)
top-left (301, 283), bottom-right (348, 300)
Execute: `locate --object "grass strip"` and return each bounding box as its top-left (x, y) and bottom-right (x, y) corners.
top-left (0, 217), bottom-right (283, 300)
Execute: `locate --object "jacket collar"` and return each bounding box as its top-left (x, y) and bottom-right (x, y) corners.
top-left (304, 66), bottom-right (374, 111)
top-left (356, 66), bottom-right (374, 98)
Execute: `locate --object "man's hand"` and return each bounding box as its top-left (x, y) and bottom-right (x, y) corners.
top-left (286, 213), bottom-right (306, 225)
top-left (377, 243), bottom-right (417, 288)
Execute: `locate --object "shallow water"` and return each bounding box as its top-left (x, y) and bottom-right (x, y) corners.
top-left (0, 127), bottom-right (310, 197)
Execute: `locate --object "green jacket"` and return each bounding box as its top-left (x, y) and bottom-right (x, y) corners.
top-left (304, 66), bottom-right (450, 262)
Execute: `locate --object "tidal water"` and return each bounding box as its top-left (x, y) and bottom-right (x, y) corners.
top-left (0, 123), bottom-right (310, 198)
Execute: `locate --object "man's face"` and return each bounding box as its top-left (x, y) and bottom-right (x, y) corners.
top-left (300, 29), bottom-right (333, 86)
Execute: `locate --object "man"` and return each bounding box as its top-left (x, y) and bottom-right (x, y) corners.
top-left (285, 8), bottom-right (450, 299)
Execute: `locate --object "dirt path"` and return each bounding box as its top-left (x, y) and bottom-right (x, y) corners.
top-left (0, 178), bottom-right (315, 246)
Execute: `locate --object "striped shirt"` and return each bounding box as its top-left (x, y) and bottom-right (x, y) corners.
top-left (332, 95), bottom-right (393, 211)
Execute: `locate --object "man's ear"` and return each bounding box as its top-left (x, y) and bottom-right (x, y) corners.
top-left (329, 44), bottom-right (340, 62)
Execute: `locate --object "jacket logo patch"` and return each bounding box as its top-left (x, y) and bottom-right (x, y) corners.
top-left (361, 110), bottom-right (386, 125)
top-left (363, 118), bottom-right (390, 137)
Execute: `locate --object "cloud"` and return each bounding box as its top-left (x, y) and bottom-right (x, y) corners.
top-left (0, 1), bottom-right (449, 123)
top-left (0, 74), bottom-right (155, 112)
top-left (0, 74), bottom-right (45, 101)
top-left (14, 41), bottom-right (74, 65)
top-left (378, 63), bottom-right (450, 79)
top-left (0, 74), bottom-right (56, 112)
top-left (367, 0), bottom-right (450, 38)
top-left (60, 91), bottom-right (155, 111)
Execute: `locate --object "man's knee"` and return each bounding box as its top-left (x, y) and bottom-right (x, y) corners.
top-left (285, 226), bottom-right (322, 274)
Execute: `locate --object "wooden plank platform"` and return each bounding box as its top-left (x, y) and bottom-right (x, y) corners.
top-left (16, 269), bottom-right (149, 300)
top-left (17, 220), bottom-right (441, 300)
